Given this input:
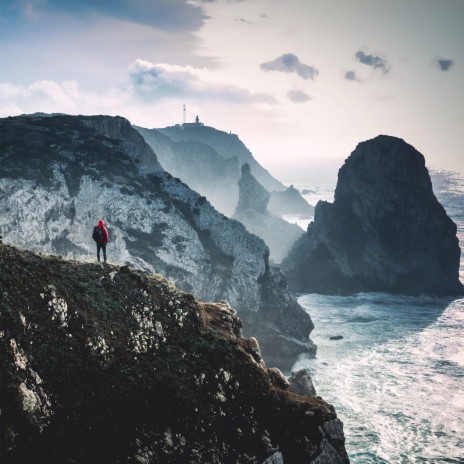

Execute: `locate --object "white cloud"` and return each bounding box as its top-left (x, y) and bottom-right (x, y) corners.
top-left (0, 80), bottom-right (126, 117)
top-left (0, 59), bottom-right (275, 121)
top-left (129, 59), bottom-right (275, 104)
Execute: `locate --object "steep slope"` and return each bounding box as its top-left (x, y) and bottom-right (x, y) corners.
top-left (0, 244), bottom-right (349, 464)
top-left (136, 123), bottom-right (286, 216)
top-left (282, 135), bottom-right (463, 296)
top-left (233, 164), bottom-right (304, 264)
top-left (0, 114), bottom-right (314, 368)
top-left (136, 126), bottom-right (240, 216)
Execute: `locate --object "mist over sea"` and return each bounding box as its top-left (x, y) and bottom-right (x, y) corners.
top-left (291, 170), bottom-right (464, 464)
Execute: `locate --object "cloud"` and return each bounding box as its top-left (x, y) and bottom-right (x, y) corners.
top-left (355, 51), bottom-right (390, 74)
top-left (0, 79), bottom-right (125, 117)
top-left (1, 0), bottom-right (208, 32)
top-left (287, 90), bottom-right (311, 103)
top-left (344, 70), bottom-right (360, 82)
top-left (129, 59), bottom-right (275, 104)
top-left (436, 58), bottom-right (454, 71)
top-left (0, 59), bottom-right (275, 120)
top-left (260, 54), bottom-right (319, 80)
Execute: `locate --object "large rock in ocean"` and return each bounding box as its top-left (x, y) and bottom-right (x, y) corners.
top-left (282, 135), bottom-right (463, 296)
top-left (0, 114), bottom-right (315, 369)
top-left (0, 243), bottom-right (349, 464)
top-left (233, 164), bottom-right (304, 264)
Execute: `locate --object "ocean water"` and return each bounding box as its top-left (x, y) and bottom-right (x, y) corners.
top-left (291, 170), bottom-right (464, 464)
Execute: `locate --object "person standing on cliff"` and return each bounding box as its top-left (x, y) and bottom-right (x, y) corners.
top-left (92, 220), bottom-right (109, 263)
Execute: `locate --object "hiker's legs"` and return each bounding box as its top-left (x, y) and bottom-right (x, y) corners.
top-left (97, 243), bottom-right (102, 261)
top-left (102, 243), bottom-right (107, 262)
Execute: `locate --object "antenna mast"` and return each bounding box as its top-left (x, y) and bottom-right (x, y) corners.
top-left (183, 104), bottom-right (186, 124)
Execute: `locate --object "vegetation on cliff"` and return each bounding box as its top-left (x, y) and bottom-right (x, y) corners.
top-left (0, 244), bottom-right (348, 463)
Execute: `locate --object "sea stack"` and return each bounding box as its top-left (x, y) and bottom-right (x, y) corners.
top-left (282, 135), bottom-right (463, 296)
top-left (233, 164), bottom-right (303, 263)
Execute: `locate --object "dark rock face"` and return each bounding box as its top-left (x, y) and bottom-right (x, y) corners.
top-left (282, 135), bottom-right (464, 296)
top-left (0, 244), bottom-right (349, 464)
top-left (233, 164), bottom-right (304, 264)
top-left (269, 185), bottom-right (314, 217)
top-left (0, 114), bottom-right (314, 369)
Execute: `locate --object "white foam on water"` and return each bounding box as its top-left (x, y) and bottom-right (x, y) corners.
top-left (297, 294), bottom-right (464, 464)
top-left (290, 170), bottom-right (464, 463)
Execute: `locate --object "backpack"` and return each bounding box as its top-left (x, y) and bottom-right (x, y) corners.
top-left (93, 226), bottom-right (104, 243)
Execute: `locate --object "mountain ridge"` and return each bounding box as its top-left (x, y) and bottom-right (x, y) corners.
top-left (0, 113), bottom-right (315, 368)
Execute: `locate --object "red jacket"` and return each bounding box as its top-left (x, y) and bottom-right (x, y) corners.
top-left (98, 221), bottom-right (109, 243)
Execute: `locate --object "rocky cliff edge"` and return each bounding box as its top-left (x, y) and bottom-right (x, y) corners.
top-left (0, 114), bottom-right (314, 369)
top-left (0, 244), bottom-right (349, 464)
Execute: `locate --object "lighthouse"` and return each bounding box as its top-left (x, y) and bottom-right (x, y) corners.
top-left (182, 106), bottom-right (204, 128)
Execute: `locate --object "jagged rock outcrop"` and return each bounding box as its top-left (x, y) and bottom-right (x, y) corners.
top-left (269, 185), bottom-right (314, 218)
top-left (233, 164), bottom-right (304, 264)
top-left (136, 123), bottom-right (285, 217)
top-left (0, 244), bottom-right (349, 464)
top-left (282, 135), bottom-right (464, 296)
top-left (289, 369), bottom-right (317, 397)
top-left (0, 114), bottom-right (315, 368)
top-left (236, 163), bottom-right (271, 215)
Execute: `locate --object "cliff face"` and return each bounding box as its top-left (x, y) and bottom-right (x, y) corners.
top-left (0, 244), bottom-right (349, 464)
top-left (282, 135), bottom-right (463, 296)
top-left (0, 114), bottom-right (315, 368)
top-left (233, 165), bottom-right (304, 264)
top-left (135, 126), bottom-right (240, 216)
top-left (136, 124), bottom-right (286, 217)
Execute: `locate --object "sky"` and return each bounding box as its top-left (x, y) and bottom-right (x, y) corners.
top-left (0, 0), bottom-right (463, 183)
